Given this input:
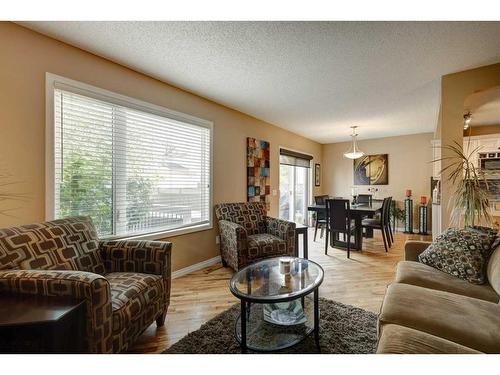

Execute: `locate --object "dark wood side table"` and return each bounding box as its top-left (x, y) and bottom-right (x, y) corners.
top-left (0, 295), bottom-right (86, 353)
top-left (294, 224), bottom-right (309, 259)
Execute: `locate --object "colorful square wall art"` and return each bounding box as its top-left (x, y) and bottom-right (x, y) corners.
top-left (247, 137), bottom-right (271, 210)
top-left (353, 154), bottom-right (389, 185)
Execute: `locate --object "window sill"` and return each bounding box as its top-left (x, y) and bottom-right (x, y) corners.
top-left (101, 222), bottom-right (213, 242)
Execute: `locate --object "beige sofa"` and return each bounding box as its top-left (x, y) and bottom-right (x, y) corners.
top-left (377, 240), bottom-right (500, 354)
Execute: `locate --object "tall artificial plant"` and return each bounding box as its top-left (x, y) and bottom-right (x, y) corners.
top-left (435, 140), bottom-right (492, 228)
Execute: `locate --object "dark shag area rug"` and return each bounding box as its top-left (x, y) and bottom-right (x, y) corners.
top-left (164, 298), bottom-right (378, 354)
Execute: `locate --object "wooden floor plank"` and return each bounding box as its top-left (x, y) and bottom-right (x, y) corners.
top-left (128, 229), bottom-right (431, 353)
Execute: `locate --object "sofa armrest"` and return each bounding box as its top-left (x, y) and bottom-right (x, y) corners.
top-left (0, 269), bottom-right (113, 353)
top-left (404, 240), bottom-right (431, 261)
top-left (265, 216), bottom-right (296, 255)
top-left (218, 220), bottom-right (248, 269)
top-left (99, 240), bottom-right (172, 276)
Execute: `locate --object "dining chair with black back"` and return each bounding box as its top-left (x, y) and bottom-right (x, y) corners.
top-left (387, 198), bottom-right (394, 244)
top-left (313, 195), bottom-right (329, 241)
top-left (361, 197), bottom-right (392, 252)
top-left (357, 194), bottom-right (372, 205)
top-left (325, 198), bottom-right (356, 259)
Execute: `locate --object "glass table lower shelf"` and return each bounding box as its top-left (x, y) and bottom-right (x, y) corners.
top-left (234, 295), bottom-right (316, 352)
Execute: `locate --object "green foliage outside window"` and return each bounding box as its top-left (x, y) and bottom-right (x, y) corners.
top-left (59, 151), bottom-right (157, 236)
top-left (59, 151), bottom-right (113, 235)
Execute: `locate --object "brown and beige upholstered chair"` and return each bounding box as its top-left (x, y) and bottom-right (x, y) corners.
top-left (0, 216), bottom-right (171, 353)
top-left (214, 202), bottom-right (296, 271)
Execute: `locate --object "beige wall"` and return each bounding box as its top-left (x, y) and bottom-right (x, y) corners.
top-left (0, 22), bottom-right (322, 271)
top-left (439, 63), bottom-right (500, 229)
top-left (322, 133), bottom-right (434, 225)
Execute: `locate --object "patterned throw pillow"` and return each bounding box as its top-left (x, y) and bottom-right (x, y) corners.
top-left (467, 225), bottom-right (500, 250)
top-left (418, 227), bottom-right (498, 284)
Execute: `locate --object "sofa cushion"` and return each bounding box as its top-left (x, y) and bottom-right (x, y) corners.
top-left (247, 233), bottom-right (288, 260)
top-left (377, 324), bottom-right (480, 354)
top-left (379, 283), bottom-right (500, 353)
top-left (487, 245), bottom-right (500, 298)
top-left (418, 227), bottom-right (496, 284)
top-left (107, 272), bottom-right (165, 351)
top-left (0, 216), bottom-right (104, 274)
top-left (395, 261), bottom-right (499, 303)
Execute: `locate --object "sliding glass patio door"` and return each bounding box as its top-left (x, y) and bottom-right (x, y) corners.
top-left (279, 149), bottom-right (312, 225)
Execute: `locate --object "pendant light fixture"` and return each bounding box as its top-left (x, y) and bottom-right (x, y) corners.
top-left (343, 126), bottom-right (365, 159)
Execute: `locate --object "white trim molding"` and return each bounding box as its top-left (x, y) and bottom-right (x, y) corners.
top-left (45, 72), bottom-right (214, 241)
top-left (172, 255), bottom-right (222, 279)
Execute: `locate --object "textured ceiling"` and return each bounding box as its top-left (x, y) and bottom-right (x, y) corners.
top-left (19, 21), bottom-right (500, 143)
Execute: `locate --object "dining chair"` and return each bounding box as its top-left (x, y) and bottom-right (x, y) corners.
top-left (387, 198), bottom-right (394, 243)
top-left (357, 194), bottom-right (373, 205)
top-left (361, 197), bottom-right (392, 252)
top-left (313, 195), bottom-right (329, 241)
top-left (324, 198), bottom-right (356, 259)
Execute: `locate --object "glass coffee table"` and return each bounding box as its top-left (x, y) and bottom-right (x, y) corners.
top-left (229, 257), bottom-right (324, 352)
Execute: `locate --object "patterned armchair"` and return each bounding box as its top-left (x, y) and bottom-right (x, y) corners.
top-left (0, 216), bottom-right (171, 353)
top-left (214, 202), bottom-right (296, 270)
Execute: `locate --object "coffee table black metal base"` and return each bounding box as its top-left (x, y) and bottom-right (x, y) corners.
top-left (230, 257), bottom-right (323, 353)
top-left (234, 289), bottom-right (320, 353)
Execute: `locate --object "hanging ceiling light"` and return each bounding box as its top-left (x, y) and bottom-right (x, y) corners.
top-left (343, 126), bottom-right (365, 159)
top-left (463, 111), bottom-right (472, 130)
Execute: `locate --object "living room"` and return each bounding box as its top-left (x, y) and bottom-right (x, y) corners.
top-left (1, 1), bottom-right (500, 374)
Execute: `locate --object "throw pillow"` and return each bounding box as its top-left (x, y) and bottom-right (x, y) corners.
top-left (418, 227), bottom-right (497, 284)
top-left (467, 225), bottom-right (500, 250)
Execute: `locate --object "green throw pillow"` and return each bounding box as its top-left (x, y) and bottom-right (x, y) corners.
top-left (418, 227), bottom-right (498, 284)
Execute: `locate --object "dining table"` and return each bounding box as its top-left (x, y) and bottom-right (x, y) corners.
top-left (307, 200), bottom-right (383, 251)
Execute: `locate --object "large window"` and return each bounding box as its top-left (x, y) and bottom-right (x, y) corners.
top-left (47, 74), bottom-right (213, 239)
top-left (279, 149), bottom-right (312, 225)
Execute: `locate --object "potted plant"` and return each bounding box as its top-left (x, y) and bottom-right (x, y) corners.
top-left (390, 201), bottom-right (405, 231)
top-left (435, 141), bottom-right (492, 227)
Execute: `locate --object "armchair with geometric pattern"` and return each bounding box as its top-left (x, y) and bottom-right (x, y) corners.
top-left (0, 216), bottom-right (171, 353)
top-left (214, 202), bottom-right (296, 271)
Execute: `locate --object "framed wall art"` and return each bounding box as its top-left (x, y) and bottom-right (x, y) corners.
top-left (246, 137), bottom-right (271, 210)
top-left (353, 154), bottom-right (388, 185)
top-left (315, 163), bottom-right (321, 187)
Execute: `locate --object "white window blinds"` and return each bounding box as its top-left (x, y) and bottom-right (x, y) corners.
top-left (52, 85), bottom-right (212, 238)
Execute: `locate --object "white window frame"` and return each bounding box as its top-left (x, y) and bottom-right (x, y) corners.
top-left (45, 72), bottom-right (214, 240)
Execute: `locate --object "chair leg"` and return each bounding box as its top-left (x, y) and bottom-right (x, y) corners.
top-left (221, 258), bottom-right (228, 267)
top-left (314, 221), bottom-right (319, 241)
top-left (381, 228), bottom-right (388, 252)
top-left (325, 229), bottom-right (329, 255)
top-left (346, 231), bottom-right (350, 259)
top-left (383, 226), bottom-right (390, 247)
top-left (385, 226), bottom-right (392, 247)
top-left (388, 222), bottom-right (394, 243)
top-left (156, 310), bottom-right (167, 327)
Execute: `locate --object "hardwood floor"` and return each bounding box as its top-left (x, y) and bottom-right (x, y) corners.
top-left (129, 228), bottom-right (431, 353)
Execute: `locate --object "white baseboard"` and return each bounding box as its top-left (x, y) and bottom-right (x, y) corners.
top-left (172, 255), bottom-right (222, 279)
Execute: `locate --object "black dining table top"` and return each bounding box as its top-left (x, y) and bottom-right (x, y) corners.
top-left (308, 200), bottom-right (383, 214)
